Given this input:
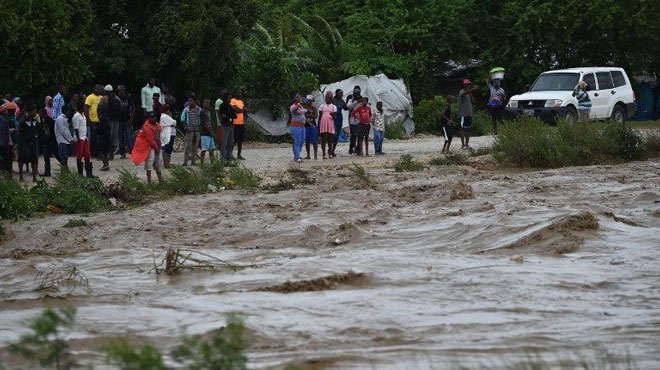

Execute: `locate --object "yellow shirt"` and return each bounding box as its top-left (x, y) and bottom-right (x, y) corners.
top-left (230, 98), bottom-right (244, 125)
top-left (85, 93), bottom-right (101, 122)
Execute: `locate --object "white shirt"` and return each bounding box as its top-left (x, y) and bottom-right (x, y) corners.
top-left (141, 84), bottom-right (164, 111)
top-left (160, 113), bottom-right (177, 145)
top-left (72, 112), bottom-right (88, 140)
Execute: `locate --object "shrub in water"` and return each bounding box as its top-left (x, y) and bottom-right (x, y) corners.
top-left (348, 163), bottom-right (372, 187)
top-left (198, 160), bottom-right (226, 186)
top-left (9, 306), bottom-right (78, 370)
top-left (394, 154), bottom-right (425, 172)
top-left (104, 340), bottom-right (167, 370)
top-left (172, 314), bottom-right (247, 370)
top-left (117, 168), bottom-right (148, 194)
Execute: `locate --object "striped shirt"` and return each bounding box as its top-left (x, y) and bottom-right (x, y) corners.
top-left (51, 93), bottom-right (65, 119)
top-left (575, 90), bottom-right (592, 109)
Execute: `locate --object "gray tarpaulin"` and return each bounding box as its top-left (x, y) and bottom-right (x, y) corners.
top-left (249, 74), bottom-right (415, 136)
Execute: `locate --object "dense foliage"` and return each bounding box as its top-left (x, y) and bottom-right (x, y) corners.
top-left (1, 0), bottom-right (659, 111)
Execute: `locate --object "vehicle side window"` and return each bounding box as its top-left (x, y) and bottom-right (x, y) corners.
top-left (611, 71), bottom-right (626, 88)
top-left (582, 73), bottom-right (596, 91)
top-left (596, 72), bottom-right (614, 90)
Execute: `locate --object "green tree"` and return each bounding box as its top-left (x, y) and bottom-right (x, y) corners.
top-left (0, 0), bottom-right (93, 100)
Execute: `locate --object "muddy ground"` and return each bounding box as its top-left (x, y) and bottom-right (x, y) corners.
top-left (1, 137), bottom-right (660, 369)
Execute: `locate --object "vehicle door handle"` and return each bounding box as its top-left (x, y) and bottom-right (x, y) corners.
top-left (611, 90), bottom-right (616, 95)
top-left (594, 93), bottom-right (599, 97)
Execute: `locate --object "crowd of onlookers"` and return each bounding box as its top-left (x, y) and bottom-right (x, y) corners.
top-left (0, 77), bottom-right (248, 184)
top-left (0, 74), bottom-right (511, 184)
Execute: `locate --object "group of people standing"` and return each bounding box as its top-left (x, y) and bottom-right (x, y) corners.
top-left (289, 85), bottom-right (386, 163)
top-left (0, 77), bottom-right (248, 184)
top-left (0, 84), bottom-right (137, 181)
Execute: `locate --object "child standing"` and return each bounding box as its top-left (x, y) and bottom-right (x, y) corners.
top-left (18, 104), bottom-right (39, 182)
top-left (350, 97), bottom-right (372, 156)
top-left (458, 79), bottom-right (476, 150)
top-left (159, 105), bottom-right (177, 168)
top-left (73, 101), bottom-right (93, 177)
top-left (200, 98), bottom-right (216, 164)
top-left (440, 95), bottom-right (455, 154)
top-left (318, 91), bottom-right (337, 159)
top-left (131, 111), bottom-right (163, 187)
top-left (304, 96), bottom-right (318, 160)
top-left (371, 102), bottom-right (385, 155)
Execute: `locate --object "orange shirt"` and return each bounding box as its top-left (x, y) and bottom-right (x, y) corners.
top-left (231, 98), bottom-right (244, 125)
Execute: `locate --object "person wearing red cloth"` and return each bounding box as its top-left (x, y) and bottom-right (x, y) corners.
top-left (350, 97), bottom-right (372, 156)
top-left (131, 111), bottom-right (163, 186)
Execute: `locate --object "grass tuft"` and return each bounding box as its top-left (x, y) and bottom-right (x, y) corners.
top-left (429, 153), bottom-right (468, 166)
top-left (348, 163), bottom-right (373, 187)
top-left (394, 154), bottom-right (425, 172)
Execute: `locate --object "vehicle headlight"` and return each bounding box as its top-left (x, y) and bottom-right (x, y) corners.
top-left (507, 100), bottom-right (518, 108)
top-left (544, 99), bottom-right (563, 108)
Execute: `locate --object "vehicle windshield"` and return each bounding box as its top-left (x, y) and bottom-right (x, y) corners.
top-left (530, 73), bottom-right (580, 91)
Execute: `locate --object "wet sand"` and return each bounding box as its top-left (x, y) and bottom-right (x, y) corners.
top-left (1, 136), bottom-right (660, 369)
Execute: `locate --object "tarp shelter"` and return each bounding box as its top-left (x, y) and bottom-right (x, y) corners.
top-left (249, 74), bottom-right (415, 137)
top-left (313, 74), bottom-right (415, 135)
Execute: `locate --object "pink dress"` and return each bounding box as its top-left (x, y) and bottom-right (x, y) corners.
top-left (318, 103), bottom-right (337, 134)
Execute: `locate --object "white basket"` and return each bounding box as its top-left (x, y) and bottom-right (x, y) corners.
top-left (490, 71), bottom-right (505, 80)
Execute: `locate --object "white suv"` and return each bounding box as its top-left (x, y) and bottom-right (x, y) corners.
top-left (507, 67), bottom-right (637, 124)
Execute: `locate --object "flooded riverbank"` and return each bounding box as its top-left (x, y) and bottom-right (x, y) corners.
top-left (1, 139), bottom-right (659, 369)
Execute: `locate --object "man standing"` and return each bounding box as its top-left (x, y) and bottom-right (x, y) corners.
top-left (141, 77), bottom-right (164, 115)
top-left (54, 105), bottom-right (74, 171)
top-left (51, 84), bottom-right (67, 120)
top-left (108, 87), bottom-right (123, 159)
top-left (458, 79), bottom-right (477, 150)
top-left (218, 90), bottom-right (235, 162)
top-left (345, 86), bottom-right (362, 155)
top-left (117, 85), bottom-right (135, 159)
top-left (181, 96), bottom-right (202, 166)
top-left (84, 84), bottom-right (102, 156)
top-left (96, 85), bottom-right (113, 171)
top-left (230, 89), bottom-right (246, 160)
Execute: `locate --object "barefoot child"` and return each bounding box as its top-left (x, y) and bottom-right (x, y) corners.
top-left (18, 104), bottom-right (39, 182)
top-left (200, 98), bottom-right (216, 164)
top-left (304, 96), bottom-right (318, 160)
top-left (131, 111), bottom-right (163, 186)
top-left (318, 91), bottom-right (337, 159)
top-left (350, 97), bottom-right (372, 156)
top-left (440, 95), bottom-right (455, 154)
top-left (371, 102), bottom-right (385, 155)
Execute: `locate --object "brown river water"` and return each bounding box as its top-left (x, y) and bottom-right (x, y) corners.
top-left (1, 145), bottom-right (659, 369)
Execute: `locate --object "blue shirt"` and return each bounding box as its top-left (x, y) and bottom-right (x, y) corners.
top-left (52, 93), bottom-right (65, 119)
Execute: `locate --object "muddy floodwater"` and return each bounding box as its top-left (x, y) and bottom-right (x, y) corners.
top-left (1, 139), bottom-right (660, 369)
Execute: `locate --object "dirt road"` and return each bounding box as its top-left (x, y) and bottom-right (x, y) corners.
top-left (1, 136), bottom-right (660, 369)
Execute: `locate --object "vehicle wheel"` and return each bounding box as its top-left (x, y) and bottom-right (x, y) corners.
top-left (611, 105), bottom-right (626, 125)
top-left (563, 107), bottom-right (577, 124)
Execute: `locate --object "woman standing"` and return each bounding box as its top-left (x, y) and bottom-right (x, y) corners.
top-left (573, 81), bottom-right (591, 122)
top-left (290, 94), bottom-right (306, 163)
top-left (318, 91), bottom-right (337, 159)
